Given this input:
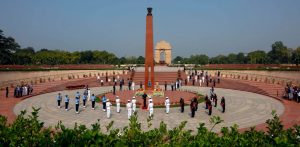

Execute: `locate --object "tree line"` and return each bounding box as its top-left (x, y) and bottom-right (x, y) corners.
top-left (1, 29), bottom-right (299, 65)
top-left (173, 42), bottom-right (300, 65)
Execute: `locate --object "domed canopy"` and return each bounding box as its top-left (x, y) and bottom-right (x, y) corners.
top-left (155, 40), bottom-right (172, 50)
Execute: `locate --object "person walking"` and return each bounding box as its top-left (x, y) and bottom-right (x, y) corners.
top-left (91, 94), bottom-right (96, 110)
top-left (116, 96), bottom-right (121, 113)
top-left (64, 95), bottom-right (69, 111)
top-left (165, 97), bottom-right (170, 114)
top-left (56, 93), bottom-right (62, 108)
top-left (190, 100), bottom-right (196, 118)
top-left (102, 95), bottom-right (107, 112)
top-left (106, 99), bottom-right (111, 118)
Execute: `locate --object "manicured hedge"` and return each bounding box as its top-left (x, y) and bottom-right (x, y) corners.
top-left (0, 108), bottom-right (299, 146)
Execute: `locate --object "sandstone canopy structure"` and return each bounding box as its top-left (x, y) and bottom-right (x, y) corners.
top-left (155, 40), bottom-right (172, 65)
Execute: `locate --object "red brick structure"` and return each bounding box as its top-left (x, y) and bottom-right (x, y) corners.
top-left (144, 7), bottom-right (155, 90)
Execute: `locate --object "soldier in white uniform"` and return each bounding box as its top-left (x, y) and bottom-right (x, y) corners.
top-left (148, 100), bottom-right (154, 117)
top-left (116, 96), bottom-right (121, 113)
top-left (165, 97), bottom-right (170, 114)
top-left (126, 100), bottom-right (132, 119)
top-left (132, 97), bottom-right (137, 112)
top-left (148, 96), bottom-right (153, 104)
top-left (106, 99), bottom-right (111, 118)
top-left (132, 82), bottom-right (135, 91)
top-left (87, 88), bottom-right (91, 101)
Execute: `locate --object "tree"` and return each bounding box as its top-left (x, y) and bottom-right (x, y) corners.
top-left (268, 41), bottom-right (289, 64)
top-left (0, 29), bottom-right (20, 64)
top-left (172, 56), bottom-right (183, 64)
top-left (247, 50), bottom-right (268, 64)
top-left (136, 56), bottom-right (145, 64)
top-left (236, 52), bottom-right (246, 64)
top-left (292, 47), bottom-right (300, 66)
top-left (13, 47), bottom-right (35, 64)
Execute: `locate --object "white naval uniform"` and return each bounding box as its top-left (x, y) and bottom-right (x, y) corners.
top-left (116, 98), bottom-right (120, 113)
top-left (106, 101), bottom-right (111, 118)
top-left (132, 82), bottom-right (135, 91)
top-left (165, 99), bottom-right (170, 114)
top-left (148, 103), bottom-right (154, 117)
top-left (132, 99), bottom-right (137, 112)
top-left (127, 102), bottom-right (132, 119)
top-left (87, 89), bottom-right (91, 101)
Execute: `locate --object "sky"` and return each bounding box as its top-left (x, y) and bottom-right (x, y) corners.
top-left (0, 0), bottom-right (300, 58)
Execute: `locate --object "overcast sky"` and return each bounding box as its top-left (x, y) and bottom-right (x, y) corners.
top-left (1, 0), bottom-right (300, 58)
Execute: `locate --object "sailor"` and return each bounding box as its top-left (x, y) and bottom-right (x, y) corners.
top-left (75, 96), bottom-right (80, 114)
top-left (106, 99), bottom-right (111, 118)
top-left (56, 93), bottom-right (62, 108)
top-left (116, 96), bottom-right (121, 113)
top-left (132, 81), bottom-right (135, 91)
top-left (82, 94), bottom-right (87, 108)
top-left (165, 97), bottom-right (170, 114)
top-left (91, 94), bottom-right (96, 110)
top-left (87, 88), bottom-right (91, 101)
top-left (132, 97), bottom-right (137, 112)
top-left (148, 96), bottom-right (153, 104)
top-left (148, 100), bottom-right (154, 117)
top-left (126, 100), bottom-right (132, 119)
top-left (64, 95), bottom-right (69, 111)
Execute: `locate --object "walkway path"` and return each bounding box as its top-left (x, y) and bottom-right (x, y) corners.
top-left (13, 86), bottom-right (284, 133)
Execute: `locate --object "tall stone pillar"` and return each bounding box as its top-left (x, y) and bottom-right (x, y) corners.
top-left (144, 7), bottom-right (155, 90)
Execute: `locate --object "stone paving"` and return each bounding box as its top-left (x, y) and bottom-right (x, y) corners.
top-left (13, 86), bottom-right (284, 133)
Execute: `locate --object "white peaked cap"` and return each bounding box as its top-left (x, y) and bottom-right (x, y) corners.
top-left (166, 97), bottom-right (169, 99)
top-left (128, 100), bottom-right (130, 102)
top-left (132, 97), bottom-right (135, 99)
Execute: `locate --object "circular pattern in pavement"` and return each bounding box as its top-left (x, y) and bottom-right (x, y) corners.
top-left (13, 86), bottom-right (284, 133)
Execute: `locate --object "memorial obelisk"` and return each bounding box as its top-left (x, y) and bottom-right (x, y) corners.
top-left (144, 7), bottom-right (155, 90)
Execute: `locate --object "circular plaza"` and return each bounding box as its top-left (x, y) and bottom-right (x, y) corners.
top-left (13, 86), bottom-right (284, 132)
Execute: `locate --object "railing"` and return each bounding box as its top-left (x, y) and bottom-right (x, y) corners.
top-left (0, 70), bottom-right (128, 89)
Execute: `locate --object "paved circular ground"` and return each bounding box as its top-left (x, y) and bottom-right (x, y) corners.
top-left (13, 86), bottom-right (284, 133)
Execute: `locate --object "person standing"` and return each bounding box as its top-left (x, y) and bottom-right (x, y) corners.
top-left (164, 81), bottom-right (167, 91)
top-left (106, 99), bottom-right (111, 118)
top-left (75, 96), bottom-right (80, 114)
top-left (142, 92), bottom-right (147, 108)
top-left (82, 94), bottom-right (87, 108)
top-left (221, 96), bottom-right (225, 113)
top-left (76, 91), bottom-right (81, 99)
top-left (116, 96), bottom-right (121, 113)
top-left (148, 100), bottom-right (154, 117)
top-left (205, 95), bottom-right (209, 109)
top-left (132, 81), bottom-right (135, 91)
top-left (102, 95), bottom-right (107, 112)
top-left (165, 97), bottom-right (170, 114)
top-left (190, 100), bottom-right (196, 118)
top-left (207, 100), bottom-right (212, 115)
top-left (56, 93), bottom-right (62, 108)
top-left (113, 84), bottom-right (116, 95)
top-left (193, 97), bottom-right (198, 111)
top-left (87, 88), bottom-right (91, 101)
top-left (180, 98), bottom-right (184, 113)
top-left (126, 100), bottom-right (132, 119)
top-left (64, 95), bottom-right (69, 111)
top-left (214, 94), bottom-right (218, 107)
top-left (132, 97), bottom-right (137, 112)
top-left (101, 79), bottom-right (104, 86)
top-left (91, 94), bottom-right (96, 110)
top-left (6, 87), bottom-right (9, 98)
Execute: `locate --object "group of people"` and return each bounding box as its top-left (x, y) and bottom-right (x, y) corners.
top-left (56, 88), bottom-right (95, 114)
top-left (189, 87), bottom-right (226, 118)
top-left (13, 84), bottom-right (33, 98)
top-left (185, 70), bottom-right (221, 87)
top-left (284, 85), bottom-right (300, 102)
